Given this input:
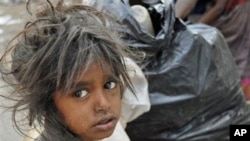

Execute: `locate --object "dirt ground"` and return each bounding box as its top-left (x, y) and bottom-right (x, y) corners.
top-left (0, 2), bottom-right (27, 53)
top-left (0, 0), bottom-right (82, 53)
top-left (0, 1), bottom-right (27, 141)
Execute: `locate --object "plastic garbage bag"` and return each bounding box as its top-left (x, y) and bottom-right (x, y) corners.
top-left (84, 0), bottom-right (250, 140)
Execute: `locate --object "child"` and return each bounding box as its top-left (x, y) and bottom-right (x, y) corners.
top-left (0, 0), bottom-right (149, 141)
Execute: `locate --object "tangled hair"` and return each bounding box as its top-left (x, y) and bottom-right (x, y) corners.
top-left (0, 0), bottom-right (136, 139)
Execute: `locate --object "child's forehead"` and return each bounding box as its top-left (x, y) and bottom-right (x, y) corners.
top-left (76, 62), bottom-right (117, 79)
top-left (77, 60), bottom-right (117, 76)
top-left (60, 60), bottom-right (119, 92)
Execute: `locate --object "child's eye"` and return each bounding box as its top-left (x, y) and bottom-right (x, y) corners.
top-left (74, 90), bottom-right (88, 98)
top-left (104, 81), bottom-right (117, 89)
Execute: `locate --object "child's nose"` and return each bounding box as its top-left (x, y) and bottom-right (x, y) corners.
top-left (94, 90), bottom-right (111, 112)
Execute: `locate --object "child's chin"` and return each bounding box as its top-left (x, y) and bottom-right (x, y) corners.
top-left (96, 127), bottom-right (116, 140)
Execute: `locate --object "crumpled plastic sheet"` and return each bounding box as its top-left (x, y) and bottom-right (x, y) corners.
top-left (84, 0), bottom-right (250, 140)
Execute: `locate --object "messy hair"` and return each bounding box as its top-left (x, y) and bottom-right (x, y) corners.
top-left (0, 0), bottom-right (136, 139)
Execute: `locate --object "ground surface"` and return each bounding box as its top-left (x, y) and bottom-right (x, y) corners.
top-left (0, 1), bottom-right (28, 141)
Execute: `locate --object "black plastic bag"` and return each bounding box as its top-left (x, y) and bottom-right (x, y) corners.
top-left (85, 0), bottom-right (250, 140)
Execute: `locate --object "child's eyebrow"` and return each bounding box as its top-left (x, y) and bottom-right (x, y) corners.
top-left (70, 73), bottom-right (119, 89)
top-left (105, 73), bottom-right (120, 81)
top-left (70, 81), bottom-right (89, 90)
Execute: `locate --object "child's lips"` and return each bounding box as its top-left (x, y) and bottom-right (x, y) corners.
top-left (94, 115), bottom-right (117, 131)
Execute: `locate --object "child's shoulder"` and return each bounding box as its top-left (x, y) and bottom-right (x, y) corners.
top-left (32, 132), bottom-right (80, 141)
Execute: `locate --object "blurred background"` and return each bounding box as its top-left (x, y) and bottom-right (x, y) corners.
top-left (0, 1), bottom-right (27, 141)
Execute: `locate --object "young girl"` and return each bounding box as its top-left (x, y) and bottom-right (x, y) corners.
top-left (0, 0), bottom-right (147, 140)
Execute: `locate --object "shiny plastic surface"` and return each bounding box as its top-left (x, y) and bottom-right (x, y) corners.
top-left (85, 0), bottom-right (250, 140)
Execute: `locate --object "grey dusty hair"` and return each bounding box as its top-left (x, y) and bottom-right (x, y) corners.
top-left (0, 0), bottom-right (136, 139)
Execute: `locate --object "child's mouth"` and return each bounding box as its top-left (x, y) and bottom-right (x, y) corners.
top-left (94, 116), bottom-right (117, 131)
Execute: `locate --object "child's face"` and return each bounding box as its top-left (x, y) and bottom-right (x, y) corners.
top-left (54, 62), bottom-right (121, 141)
